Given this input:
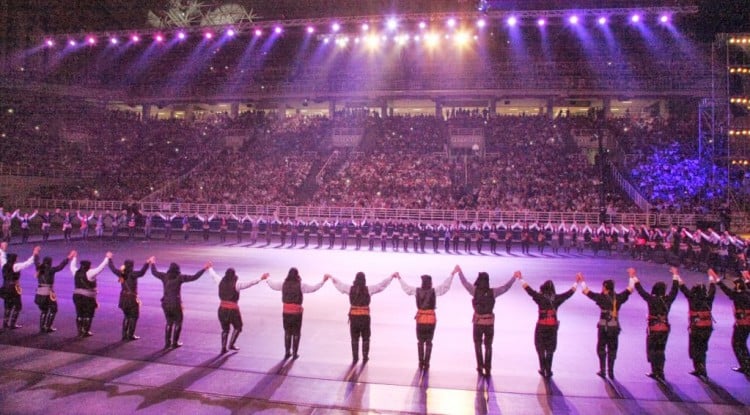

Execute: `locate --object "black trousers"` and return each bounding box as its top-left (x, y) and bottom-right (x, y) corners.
top-left (350, 315), bottom-right (371, 342)
top-left (218, 307), bottom-right (243, 332)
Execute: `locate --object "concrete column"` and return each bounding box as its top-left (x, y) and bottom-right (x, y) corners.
top-left (329, 100), bottom-right (336, 118)
top-left (602, 97), bottom-right (611, 119)
top-left (230, 102), bottom-right (240, 119)
top-left (435, 99), bottom-right (443, 119)
top-left (381, 100), bottom-right (388, 118)
top-left (546, 98), bottom-right (554, 119)
top-left (142, 104), bottom-right (152, 120)
top-left (185, 105), bottom-right (194, 121)
top-left (488, 98), bottom-right (497, 116)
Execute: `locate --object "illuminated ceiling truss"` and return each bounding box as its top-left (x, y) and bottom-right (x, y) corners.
top-left (48, 6), bottom-right (698, 38)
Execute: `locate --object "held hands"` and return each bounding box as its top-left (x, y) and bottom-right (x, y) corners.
top-left (105, 251), bottom-right (113, 259)
top-left (204, 261), bottom-right (212, 270)
top-left (0, 242), bottom-right (7, 251)
top-left (393, 272), bottom-right (401, 280)
top-left (575, 272), bottom-right (584, 283)
top-left (323, 274), bottom-right (332, 281)
top-left (707, 268), bottom-right (719, 282)
top-left (32, 246), bottom-right (41, 256)
top-left (626, 267), bottom-right (637, 278)
top-left (261, 273), bottom-right (270, 280)
top-left (147, 256), bottom-right (156, 264)
top-left (513, 271), bottom-right (522, 280)
top-left (68, 250), bottom-right (77, 259)
top-left (452, 265), bottom-right (462, 275)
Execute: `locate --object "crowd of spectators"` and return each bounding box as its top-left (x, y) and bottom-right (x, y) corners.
top-left (2, 98), bottom-right (740, 215)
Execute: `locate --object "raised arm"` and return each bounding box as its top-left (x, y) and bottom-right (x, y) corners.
top-left (107, 258), bottom-right (123, 277)
top-left (181, 262), bottom-right (210, 283)
top-left (300, 276), bottom-right (327, 293)
top-left (266, 279), bottom-right (283, 291)
top-left (434, 272), bottom-right (455, 296)
top-left (13, 247), bottom-right (39, 273)
top-left (208, 267), bottom-right (222, 285)
top-left (456, 266), bottom-right (475, 296)
top-left (52, 251), bottom-right (75, 273)
top-left (151, 263), bottom-right (166, 281)
top-left (87, 255), bottom-right (110, 280)
top-left (237, 273), bottom-right (269, 291)
top-left (329, 275), bottom-right (352, 294)
top-left (368, 274), bottom-right (396, 295)
top-left (492, 275), bottom-right (517, 298)
top-left (396, 273), bottom-right (417, 296)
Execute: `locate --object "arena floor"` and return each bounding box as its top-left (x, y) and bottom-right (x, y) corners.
top-left (0, 235), bottom-right (748, 414)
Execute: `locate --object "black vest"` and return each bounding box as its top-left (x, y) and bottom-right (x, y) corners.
top-left (74, 270), bottom-right (96, 290)
top-left (282, 279), bottom-right (302, 304)
top-left (416, 288), bottom-right (436, 310)
top-left (472, 289), bottom-right (495, 314)
top-left (349, 285), bottom-right (371, 307)
top-left (219, 278), bottom-right (239, 302)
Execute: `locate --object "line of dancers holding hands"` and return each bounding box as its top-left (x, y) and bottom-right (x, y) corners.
top-left (2, 241), bottom-right (750, 382)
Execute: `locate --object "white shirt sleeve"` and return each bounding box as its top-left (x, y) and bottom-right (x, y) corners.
top-left (301, 280), bottom-right (326, 293)
top-left (331, 277), bottom-right (352, 294)
top-left (236, 278), bottom-right (263, 291)
top-left (208, 267), bottom-right (222, 285)
top-left (70, 256), bottom-right (78, 275)
top-left (367, 276), bottom-right (393, 295)
top-left (13, 255), bottom-right (36, 273)
top-left (434, 274), bottom-right (455, 296)
top-left (398, 277), bottom-right (417, 296)
top-left (266, 279), bottom-right (283, 291)
top-left (86, 257), bottom-right (109, 281)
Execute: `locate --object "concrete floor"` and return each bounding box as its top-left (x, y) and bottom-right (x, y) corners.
top-left (0, 236), bottom-right (748, 414)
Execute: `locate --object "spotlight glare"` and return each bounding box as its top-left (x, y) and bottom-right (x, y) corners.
top-left (454, 31), bottom-right (470, 46)
top-left (507, 16), bottom-right (517, 27)
top-left (569, 15), bottom-right (579, 25)
top-left (362, 23), bottom-right (369, 31)
top-left (307, 26), bottom-right (315, 34)
top-left (387, 18), bottom-right (398, 31)
top-left (131, 34), bottom-right (140, 43)
top-left (659, 15), bottom-right (670, 24)
top-left (155, 34), bottom-right (164, 43)
top-left (477, 19), bottom-right (486, 28)
top-left (45, 39), bottom-right (54, 47)
top-left (537, 18), bottom-right (546, 27)
top-left (631, 14), bottom-right (641, 23)
top-left (425, 32), bottom-right (439, 48)
top-left (226, 28), bottom-right (235, 37)
top-left (274, 26), bottom-right (282, 34)
top-left (254, 29), bottom-right (262, 36)
top-left (204, 32), bottom-right (213, 39)
top-left (598, 17), bottom-right (608, 25)
top-left (323, 37), bottom-right (330, 44)
top-left (332, 23), bottom-right (341, 32)
top-left (87, 36), bottom-right (96, 45)
top-left (177, 31), bottom-right (186, 40)
top-left (447, 18), bottom-right (456, 28)
top-left (110, 37), bottom-right (118, 45)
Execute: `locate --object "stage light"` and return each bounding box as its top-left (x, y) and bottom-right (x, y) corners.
top-left (364, 34), bottom-right (378, 49)
top-left (323, 37), bottom-right (330, 44)
top-left (419, 21), bottom-right (427, 30)
top-left (454, 31), bottom-right (470, 46)
top-left (332, 23), bottom-right (341, 32)
top-left (569, 16), bottom-right (579, 25)
top-left (659, 15), bottom-right (670, 24)
top-left (254, 29), bottom-right (262, 36)
top-left (598, 17), bottom-right (608, 25)
top-left (87, 36), bottom-right (96, 45)
top-left (507, 16), bottom-right (518, 27)
top-left (630, 14), bottom-right (641, 23)
top-left (155, 34), bottom-right (164, 42)
top-left (307, 26), bottom-right (315, 34)
top-left (447, 18), bottom-right (456, 28)
top-left (204, 32), bottom-right (213, 39)
top-left (110, 37), bottom-right (118, 45)
top-left (45, 39), bottom-right (54, 47)
top-left (537, 18), bottom-right (546, 27)
top-left (226, 28), bottom-right (235, 37)
top-left (477, 19), bottom-right (486, 28)
top-left (177, 31), bottom-right (186, 40)
top-left (387, 18), bottom-right (398, 31)
top-left (274, 26), bottom-right (282, 34)
top-left (131, 34), bottom-right (140, 43)
top-left (424, 32), bottom-right (439, 48)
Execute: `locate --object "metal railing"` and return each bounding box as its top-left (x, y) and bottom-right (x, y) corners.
top-left (15, 199), bottom-right (737, 231)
